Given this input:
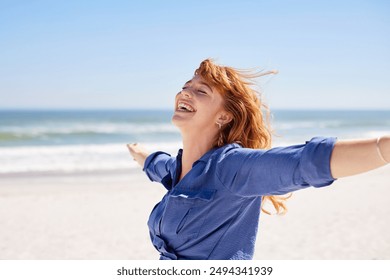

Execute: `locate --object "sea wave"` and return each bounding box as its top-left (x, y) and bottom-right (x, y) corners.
top-left (0, 122), bottom-right (181, 147)
top-left (1, 109), bottom-right (389, 175)
top-left (2, 127), bottom-right (389, 175)
top-left (0, 123), bottom-right (178, 136)
top-left (0, 142), bottom-right (181, 174)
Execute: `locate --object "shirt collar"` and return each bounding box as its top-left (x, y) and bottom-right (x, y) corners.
top-left (177, 143), bottom-right (241, 166)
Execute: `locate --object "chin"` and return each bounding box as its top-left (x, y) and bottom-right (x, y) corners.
top-left (171, 113), bottom-right (183, 127)
top-left (172, 112), bottom-right (192, 129)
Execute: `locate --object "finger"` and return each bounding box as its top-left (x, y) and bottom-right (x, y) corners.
top-left (126, 144), bottom-right (136, 154)
top-left (127, 143), bottom-right (138, 148)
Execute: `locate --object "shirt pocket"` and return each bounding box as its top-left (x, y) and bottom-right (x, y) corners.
top-left (161, 188), bottom-right (216, 241)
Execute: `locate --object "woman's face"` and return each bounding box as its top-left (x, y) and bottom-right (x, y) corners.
top-left (172, 75), bottom-right (228, 135)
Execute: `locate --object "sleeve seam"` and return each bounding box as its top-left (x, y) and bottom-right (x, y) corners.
top-left (215, 159), bottom-right (249, 198)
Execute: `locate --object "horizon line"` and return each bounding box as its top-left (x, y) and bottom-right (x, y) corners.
top-left (0, 107), bottom-right (389, 111)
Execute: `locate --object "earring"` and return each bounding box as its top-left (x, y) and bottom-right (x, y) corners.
top-left (216, 122), bottom-right (222, 129)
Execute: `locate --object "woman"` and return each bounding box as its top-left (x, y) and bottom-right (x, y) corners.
top-left (127, 59), bottom-right (389, 260)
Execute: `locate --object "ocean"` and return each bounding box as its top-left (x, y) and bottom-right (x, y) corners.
top-left (0, 109), bottom-right (389, 176)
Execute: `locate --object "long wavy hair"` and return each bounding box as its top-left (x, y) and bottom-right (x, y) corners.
top-left (195, 58), bottom-right (290, 215)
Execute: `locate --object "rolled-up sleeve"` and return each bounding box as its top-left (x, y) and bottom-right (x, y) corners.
top-left (143, 152), bottom-right (175, 183)
top-left (216, 137), bottom-right (337, 196)
top-left (299, 137), bottom-right (336, 187)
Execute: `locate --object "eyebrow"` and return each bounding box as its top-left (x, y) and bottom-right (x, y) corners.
top-left (184, 80), bottom-right (213, 93)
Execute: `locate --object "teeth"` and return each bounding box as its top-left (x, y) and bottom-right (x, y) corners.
top-left (178, 102), bottom-right (195, 112)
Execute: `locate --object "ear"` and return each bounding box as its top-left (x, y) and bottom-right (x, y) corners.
top-left (217, 111), bottom-right (233, 126)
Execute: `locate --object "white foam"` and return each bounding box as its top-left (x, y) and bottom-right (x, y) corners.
top-left (0, 142), bottom-right (182, 174)
top-left (1, 123), bottom-right (178, 135)
top-left (2, 127), bottom-right (388, 175)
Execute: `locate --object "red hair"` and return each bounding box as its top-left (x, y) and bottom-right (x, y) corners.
top-left (195, 58), bottom-right (290, 215)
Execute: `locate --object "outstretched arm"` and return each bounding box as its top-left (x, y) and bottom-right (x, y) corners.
top-left (330, 136), bottom-right (390, 179)
top-left (127, 143), bottom-right (150, 168)
top-left (127, 143), bottom-right (175, 188)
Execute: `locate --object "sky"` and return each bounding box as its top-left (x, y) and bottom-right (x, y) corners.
top-left (0, 0), bottom-right (389, 110)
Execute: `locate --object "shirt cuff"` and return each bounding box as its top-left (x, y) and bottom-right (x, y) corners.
top-left (300, 136), bottom-right (337, 187)
top-left (143, 151), bottom-right (171, 182)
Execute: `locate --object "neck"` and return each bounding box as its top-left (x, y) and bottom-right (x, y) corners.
top-left (179, 130), bottom-right (216, 180)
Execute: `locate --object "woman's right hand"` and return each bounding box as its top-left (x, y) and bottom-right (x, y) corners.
top-left (126, 143), bottom-right (150, 168)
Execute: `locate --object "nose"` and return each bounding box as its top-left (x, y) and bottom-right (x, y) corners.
top-left (180, 88), bottom-right (192, 98)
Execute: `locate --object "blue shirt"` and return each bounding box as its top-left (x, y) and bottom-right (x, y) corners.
top-left (143, 137), bottom-right (337, 260)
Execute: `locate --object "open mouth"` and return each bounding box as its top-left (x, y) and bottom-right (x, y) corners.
top-left (177, 102), bottom-right (196, 112)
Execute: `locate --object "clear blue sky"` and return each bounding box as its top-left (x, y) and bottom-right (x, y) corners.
top-left (1, 0), bottom-right (389, 110)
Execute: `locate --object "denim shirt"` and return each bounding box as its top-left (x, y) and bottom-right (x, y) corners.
top-left (143, 137), bottom-right (337, 260)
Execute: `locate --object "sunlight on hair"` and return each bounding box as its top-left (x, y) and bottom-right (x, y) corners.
top-left (261, 193), bottom-right (293, 215)
top-left (195, 58), bottom-right (291, 215)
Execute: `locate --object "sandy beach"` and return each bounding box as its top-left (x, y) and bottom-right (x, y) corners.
top-left (0, 165), bottom-right (389, 260)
